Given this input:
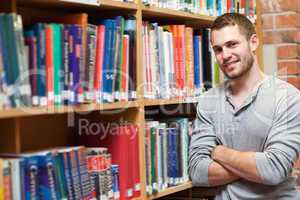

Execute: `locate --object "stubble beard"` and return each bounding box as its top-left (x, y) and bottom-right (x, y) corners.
top-left (225, 52), bottom-right (254, 80)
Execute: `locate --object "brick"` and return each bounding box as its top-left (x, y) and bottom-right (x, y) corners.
top-left (277, 45), bottom-right (300, 59)
top-left (260, 0), bottom-right (300, 13)
top-left (280, 76), bottom-right (300, 89)
top-left (263, 31), bottom-right (281, 43)
top-left (278, 0), bottom-right (300, 12)
top-left (275, 13), bottom-right (300, 29)
top-left (261, 15), bottom-right (274, 29)
top-left (278, 60), bottom-right (300, 75)
top-left (260, 0), bottom-right (280, 13)
top-left (263, 29), bottom-right (300, 44)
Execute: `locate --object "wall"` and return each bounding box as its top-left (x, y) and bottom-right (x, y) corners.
top-left (260, 0), bottom-right (300, 89)
top-left (259, 0), bottom-right (300, 181)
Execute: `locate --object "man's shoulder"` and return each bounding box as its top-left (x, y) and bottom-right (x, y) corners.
top-left (263, 76), bottom-right (300, 108)
top-left (265, 76), bottom-right (300, 97)
top-left (272, 76), bottom-right (298, 89)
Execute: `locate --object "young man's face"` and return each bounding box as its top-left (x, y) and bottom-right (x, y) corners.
top-left (211, 25), bottom-right (257, 80)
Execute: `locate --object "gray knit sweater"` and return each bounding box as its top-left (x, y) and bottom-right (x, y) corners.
top-left (189, 76), bottom-right (300, 199)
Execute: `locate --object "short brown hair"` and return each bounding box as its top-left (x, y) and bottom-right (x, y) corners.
top-left (210, 13), bottom-right (256, 40)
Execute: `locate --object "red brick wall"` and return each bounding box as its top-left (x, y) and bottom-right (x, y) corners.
top-left (260, 0), bottom-right (300, 171)
top-left (260, 0), bottom-right (300, 89)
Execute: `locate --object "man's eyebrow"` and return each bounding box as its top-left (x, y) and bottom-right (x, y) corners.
top-left (212, 40), bottom-right (239, 49)
top-left (224, 40), bottom-right (239, 45)
top-left (212, 45), bottom-right (222, 50)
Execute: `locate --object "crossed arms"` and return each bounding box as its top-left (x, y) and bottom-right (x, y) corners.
top-left (188, 123), bottom-right (265, 187)
top-left (189, 93), bottom-right (300, 187)
top-left (208, 145), bottom-right (261, 186)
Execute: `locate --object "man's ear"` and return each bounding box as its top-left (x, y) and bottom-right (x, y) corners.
top-left (249, 34), bottom-right (259, 52)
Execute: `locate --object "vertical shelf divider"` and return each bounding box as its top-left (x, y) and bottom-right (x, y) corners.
top-left (135, 0), bottom-right (147, 198)
top-left (255, 0), bottom-right (264, 70)
top-left (14, 117), bottom-right (22, 153)
top-left (0, 117), bottom-right (21, 154)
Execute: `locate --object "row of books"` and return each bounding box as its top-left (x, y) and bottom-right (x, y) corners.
top-left (113, 0), bottom-right (136, 2)
top-left (59, 0), bottom-right (101, 5)
top-left (142, 22), bottom-right (222, 99)
top-left (59, 0), bottom-right (135, 5)
top-left (86, 148), bottom-right (120, 200)
top-left (0, 13), bottom-right (31, 109)
top-left (145, 118), bottom-right (191, 195)
top-left (0, 146), bottom-right (120, 200)
top-left (142, 0), bottom-right (256, 19)
top-left (78, 123), bottom-right (140, 200)
top-left (0, 13), bottom-right (137, 109)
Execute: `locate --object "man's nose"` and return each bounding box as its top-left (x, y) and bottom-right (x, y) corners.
top-left (222, 48), bottom-right (232, 60)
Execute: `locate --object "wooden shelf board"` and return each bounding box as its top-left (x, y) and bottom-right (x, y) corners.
top-left (100, 0), bottom-right (138, 10)
top-left (0, 101), bottom-right (140, 118)
top-left (143, 98), bottom-right (198, 106)
top-left (17, 0), bottom-right (137, 10)
top-left (132, 198), bottom-right (142, 200)
top-left (0, 106), bottom-right (55, 119)
top-left (18, 0), bottom-right (97, 8)
top-left (56, 101), bottom-right (140, 113)
top-left (148, 181), bottom-right (193, 200)
top-left (141, 5), bottom-right (215, 25)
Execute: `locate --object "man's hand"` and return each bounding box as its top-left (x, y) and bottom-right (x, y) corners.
top-left (211, 145), bottom-right (263, 183)
top-left (208, 160), bottom-right (240, 186)
top-left (212, 145), bottom-right (230, 162)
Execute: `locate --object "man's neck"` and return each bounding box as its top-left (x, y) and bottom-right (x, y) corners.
top-left (229, 63), bottom-right (265, 97)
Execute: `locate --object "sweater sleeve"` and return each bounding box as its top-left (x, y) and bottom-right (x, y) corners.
top-left (188, 100), bottom-right (217, 186)
top-left (255, 91), bottom-right (300, 185)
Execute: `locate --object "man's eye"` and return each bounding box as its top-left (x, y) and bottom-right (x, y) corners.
top-left (228, 42), bottom-right (237, 48)
top-left (214, 48), bottom-right (222, 54)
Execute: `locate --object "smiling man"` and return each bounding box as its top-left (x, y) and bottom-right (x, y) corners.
top-left (189, 13), bottom-right (300, 199)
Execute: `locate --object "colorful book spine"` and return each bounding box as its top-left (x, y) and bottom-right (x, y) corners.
top-left (51, 24), bottom-right (63, 106)
top-left (85, 24), bottom-right (97, 102)
top-left (101, 19), bottom-right (113, 103)
top-left (94, 25), bottom-right (105, 103)
top-left (53, 151), bottom-right (68, 200)
top-left (111, 165), bottom-right (120, 199)
top-left (62, 25), bottom-right (70, 105)
top-left (24, 30), bottom-right (38, 106)
top-left (75, 147), bottom-right (93, 200)
top-left (33, 23), bottom-right (47, 106)
top-left (124, 17), bottom-right (137, 100)
top-left (12, 14), bottom-right (32, 107)
top-left (24, 156), bottom-right (39, 200)
top-left (45, 25), bottom-right (54, 106)
top-left (37, 153), bottom-right (58, 200)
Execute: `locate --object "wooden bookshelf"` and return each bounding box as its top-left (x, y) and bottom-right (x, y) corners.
top-left (17, 0), bottom-right (100, 8)
top-left (0, 106), bottom-right (55, 119)
top-left (0, 101), bottom-right (140, 119)
top-left (141, 4), bottom-right (214, 27)
top-left (255, 0), bottom-right (264, 70)
top-left (148, 181), bottom-right (193, 200)
top-left (56, 100), bottom-right (140, 113)
top-left (143, 98), bottom-right (198, 107)
top-left (0, 0), bottom-right (262, 199)
top-left (100, 0), bottom-right (138, 10)
top-left (17, 0), bottom-right (138, 11)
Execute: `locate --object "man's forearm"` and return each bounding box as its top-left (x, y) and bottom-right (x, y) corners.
top-left (212, 145), bottom-right (263, 183)
top-left (208, 160), bottom-right (240, 186)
